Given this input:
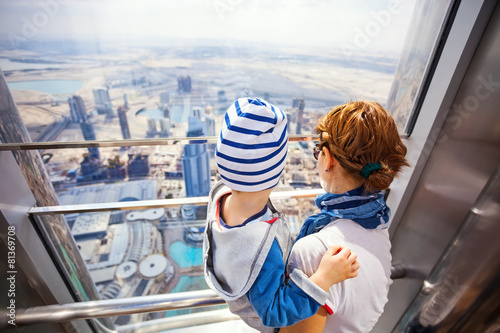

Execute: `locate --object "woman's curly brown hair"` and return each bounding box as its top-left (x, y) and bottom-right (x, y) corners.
top-left (316, 101), bottom-right (410, 193)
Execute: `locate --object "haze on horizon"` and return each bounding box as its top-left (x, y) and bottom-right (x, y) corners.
top-left (1, 0), bottom-right (416, 57)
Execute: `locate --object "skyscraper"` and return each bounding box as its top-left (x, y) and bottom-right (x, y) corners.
top-left (146, 118), bottom-right (157, 137)
top-left (159, 118), bottom-right (170, 137)
top-left (293, 97), bottom-right (305, 135)
top-left (123, 94), bottom-right (129, 110)
top-left (181, 110), bottom-right (210, 197)
top-left (117, 106), bottom-right (131, 140)
top-left (68, 95), bottom-right (87, 123)
top-left (163, 105), bottom-right (170, 119)
top-left (205, 114), bottom-right (215, 137)
top-left (127, 152), bottom-right (150, 177)
top-left (93, 88), bottom-right (113, 116)
top-left (159, 92), bottom-right (170, 106)
top-left (204, 107), bottom-right (216, 154)
top-left (192, 107), bottom-right (202, 119)
top-left (79, 122), bottom-right (100, 159)
top-left (217, 90), bottom-right (226, 103)
top-left (177, 76), bottom-right (192, 94)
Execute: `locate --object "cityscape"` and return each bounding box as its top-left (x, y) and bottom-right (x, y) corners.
top-left (2, 35), bottom-right (402, 325)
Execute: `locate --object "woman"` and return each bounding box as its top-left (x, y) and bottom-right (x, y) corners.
top-left (281, 101), bottom-right (409, 333)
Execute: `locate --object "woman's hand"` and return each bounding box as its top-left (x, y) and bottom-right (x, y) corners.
top-left (309, 245), bottom-right (359, 291)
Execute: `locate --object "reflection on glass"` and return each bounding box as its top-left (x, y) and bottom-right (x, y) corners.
top-left (66, 208), bottom-right (215, 325)
top-left (63, 195), bottom-right (317, 326)
top-left (46, 148), bottom-right (158, 190)
top-left (385, 0), bottom-right (454, 133)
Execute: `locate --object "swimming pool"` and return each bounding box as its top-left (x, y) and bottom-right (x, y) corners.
top-left (164, 275), bottom-right (224, 319)
top-left (171, 275), bottom-right (208, 294)
top-left (162, 241), bottom-right (218, 318)
top-left (169, 241), bottom-right (203, 268)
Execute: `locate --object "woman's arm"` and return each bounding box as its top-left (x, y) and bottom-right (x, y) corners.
top-left (279, 307), bottom-right (328, 333)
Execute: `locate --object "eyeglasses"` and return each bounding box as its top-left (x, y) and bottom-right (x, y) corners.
top-left (313, 144), bottom-right (323, 160)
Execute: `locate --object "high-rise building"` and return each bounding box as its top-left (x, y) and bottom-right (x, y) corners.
top-left (217, 90), bottom-right (227, 103)
top-left (162, 106), bottom-right (170, 119)
top-left (79, 153), bottom-right (105, 181)
top-left (159, 92), bottom-right (170, 106)
top-left (117, 106), bottom-right (131, 140)
top-left (146, 118), bottom-right (157, 137)
top-left (159, 118), bottom-right (170, 137)
top-left (107, 156), bottom-right (126, 179)
top-left (123, 94), bottom-right (128, 110)
top-left (79, 122), bottom-right (100, 159)
top-left (285, 112), bottom-right (292, 134)
top-left (192, 107), bottom-right (202, 120)
top-left (181, 110), bottom-right (210, 197)
top-left (127, 152), bottom-right (150, 178)
top-left (68, 95), bottom-right (87, 123)
top-left (177, 76), bottom-right (191, 94)
top-left (205, 114), bottom-right (215, 137)
top-left (93, 88), bottom-right (113, 116)
top-left (183, 97), bottom-right (191, 122)
top-left (204, 108), bottom-right (216, 154)
top-left (293, 97), bottom-right (305, 135)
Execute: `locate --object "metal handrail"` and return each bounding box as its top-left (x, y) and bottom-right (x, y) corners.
top-left (19, 167), bottom-right (408, 330)
top-left (0, 134), bottom-right (408, 152)
top-left (0, 134), bottom-right (319, 151)
top-left (29, 188), bottom-right (325, 215)
top-left (1, 266), bottom-right (407, 329)
top-left (0, 290), bottom-right (224, 329)
top-left (116, 309), bottom-right (240, 333)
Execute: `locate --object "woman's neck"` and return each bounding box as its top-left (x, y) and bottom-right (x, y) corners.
top-left (332, 180), bottom-right (363, 194)
top-left (322, 166), bottom-right (364, 194)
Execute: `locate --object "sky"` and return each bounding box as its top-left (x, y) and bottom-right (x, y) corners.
top-left (0, 0), bottom-right (417, 56)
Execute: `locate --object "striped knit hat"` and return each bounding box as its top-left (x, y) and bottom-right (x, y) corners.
top-left (216, 98), bottom-right (288, 192)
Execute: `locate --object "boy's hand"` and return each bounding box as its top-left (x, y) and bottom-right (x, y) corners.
top-left (309, 245), bottom-right (359, 291)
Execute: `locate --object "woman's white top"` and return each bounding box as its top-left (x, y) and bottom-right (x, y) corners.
top-left (288, 219), bottom-right (392, 333)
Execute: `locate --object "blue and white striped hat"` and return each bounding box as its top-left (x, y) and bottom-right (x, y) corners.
top-left (216, 98), bottom-right (288, 192)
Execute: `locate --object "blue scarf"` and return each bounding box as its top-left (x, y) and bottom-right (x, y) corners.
top-left (295, 186), bottom-right (390, 242)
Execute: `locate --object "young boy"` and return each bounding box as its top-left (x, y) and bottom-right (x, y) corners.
top-left (203, 98), bottom-right (359, 332)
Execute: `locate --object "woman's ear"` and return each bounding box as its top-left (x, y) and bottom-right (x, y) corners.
top-left (322, 146), bottom-right (334, 171)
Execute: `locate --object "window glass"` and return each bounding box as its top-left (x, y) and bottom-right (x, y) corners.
top-left (0, 0), bottom-right (427, 202)
top-left (1, 1), bottom-right (455, 329)
top-left (1, 0), bottom-right (417, 145)
top-left (385, 0), bottom-right (455, 133)
top-left (62, 209), bottom-right (226, 325)
top-left (47, 195), bottom-right (316, 327)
